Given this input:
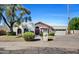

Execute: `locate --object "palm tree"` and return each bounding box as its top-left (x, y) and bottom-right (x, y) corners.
top-left (0, 4), bottom-right (31, 33)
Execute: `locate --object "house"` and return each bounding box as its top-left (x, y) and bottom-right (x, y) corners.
top-left (35, 22), bottom-right (67, 35)
top-left (35, 22), bottom-right (54, 33)
top-left (0, 21), bottom-right (67, 36)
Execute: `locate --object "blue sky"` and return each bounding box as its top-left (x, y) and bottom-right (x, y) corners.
top-left (0, 4), bottom-right (79, 26)
top-left (70, 4), bottom-right (79, 18)
top-left (22, 4), bottom-right (68, 26)
top-left (22, 4), bottom-right (79, 26)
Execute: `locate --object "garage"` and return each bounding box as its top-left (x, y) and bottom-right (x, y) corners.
top-left (53, 26), bottom-right (67, 35)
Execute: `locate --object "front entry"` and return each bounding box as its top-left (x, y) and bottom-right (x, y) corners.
top-left (17, 28), bottom-right (22, 35)
top-left (35, 26), bottom-right (40, 35)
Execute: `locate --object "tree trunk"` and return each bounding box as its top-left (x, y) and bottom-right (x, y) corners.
top-left (9, 26), bottom-right (13, 32)
top-left (73, 30), bottom-right (74, 34)
top-left (1, 14), bottom-right (10, 28)
top-left (68, 25), bottom-right (71, 34)
top-left (1, 14), bottom-right (14, 33)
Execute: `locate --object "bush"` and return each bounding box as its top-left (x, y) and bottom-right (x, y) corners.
top-left (7, 32), bottom-right (16, 36)
top-left (48, 32), bottom-right (55, 36)
top-left (0, 29), bottom-right (6, 36)
top-left (23, 32), bottom-right (35, 41)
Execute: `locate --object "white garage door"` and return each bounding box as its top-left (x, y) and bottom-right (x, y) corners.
top-left (55, 31), bottom-right (66, 35)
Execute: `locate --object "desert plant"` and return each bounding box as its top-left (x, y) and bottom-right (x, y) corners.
top-left (23, 32), bottom-right (35, 41)
top-left (0, 29), bottom-right (6, 35)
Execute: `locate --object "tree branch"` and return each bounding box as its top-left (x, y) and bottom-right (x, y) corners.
top-left (1, 14), bottom-right (10, 28)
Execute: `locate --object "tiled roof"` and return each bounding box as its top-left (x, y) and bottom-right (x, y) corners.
top-left (35, 22), bottom-right (54, 30)
top-left (35, 22), bottom-right (67, 30)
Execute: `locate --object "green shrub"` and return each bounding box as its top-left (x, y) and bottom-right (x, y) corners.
top-left (23, 32), bottom-right (35, 41)
top-left (48, 32), bottom-right (55, 36)
top-left (7, 32), bottom-right (16, 36)
top-left (0, 29), bottom-right (6, 36)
